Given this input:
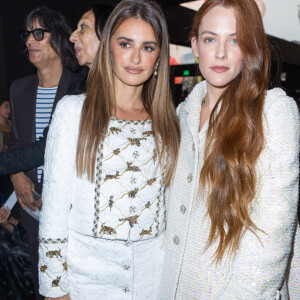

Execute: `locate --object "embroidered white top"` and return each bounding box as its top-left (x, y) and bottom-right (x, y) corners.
top-left (38, 94), bottom-right (166, 297)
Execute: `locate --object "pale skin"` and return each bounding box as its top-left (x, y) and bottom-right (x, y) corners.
top-left (11, 20), bottom-right (63, 212)
top-left (191, 6), bottom-right (243, 130)
top-left (111, 18), bottom-right (159, 121)
top-left (48, 18), bottom-right (159, 300)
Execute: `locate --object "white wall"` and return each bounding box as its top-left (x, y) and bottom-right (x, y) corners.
top-left (263, 0), bottom-right (300, 42)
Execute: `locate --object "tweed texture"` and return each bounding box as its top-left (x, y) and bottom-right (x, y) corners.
top-left (159, 81), bottom-right (300, 300)
top-left (38, 94), bottom-right (166, 298)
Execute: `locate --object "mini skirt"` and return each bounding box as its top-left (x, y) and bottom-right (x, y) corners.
top-left (67, 229), bottom-right (165, 300)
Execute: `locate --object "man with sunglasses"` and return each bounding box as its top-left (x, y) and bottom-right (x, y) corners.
top-left (8, 7), bottom-right (78, 300)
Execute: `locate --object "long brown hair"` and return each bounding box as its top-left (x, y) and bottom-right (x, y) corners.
top-left (191, 0), bottom-right (270, 261)
top-left (76, 0), bottom-right (180, 184)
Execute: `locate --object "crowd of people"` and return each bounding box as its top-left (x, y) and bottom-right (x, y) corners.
top-left (0, 0), bottom-right (299, 299)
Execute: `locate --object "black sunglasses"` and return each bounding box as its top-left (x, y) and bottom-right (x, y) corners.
top-left (20, 28), bottom-right (50, 42)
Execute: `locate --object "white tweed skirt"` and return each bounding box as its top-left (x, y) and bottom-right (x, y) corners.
top-left (67, 229), bottom-right (165, 300)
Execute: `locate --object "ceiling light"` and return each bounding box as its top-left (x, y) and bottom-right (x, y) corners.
top-left (180, 0), bottom-right (205, 11)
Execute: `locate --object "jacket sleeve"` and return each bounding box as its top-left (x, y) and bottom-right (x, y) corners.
top-left (9, 81), bottom-right (20, 151)
top-left (0, 130), bottom-right (47, 175)
top-left (38, 96), bottom-right (78, 298)
top-left (223, 90), bottom-right (300, 299)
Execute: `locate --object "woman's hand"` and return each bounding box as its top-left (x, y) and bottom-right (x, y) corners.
top-left (0, 206), bottom-right (11, 227)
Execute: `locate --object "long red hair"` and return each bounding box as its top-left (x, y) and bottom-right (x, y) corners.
top-left (191, 0), bottom-right (270, 261)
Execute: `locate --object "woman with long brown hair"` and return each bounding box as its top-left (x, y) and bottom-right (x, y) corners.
top-left (159, 0), bottom-right (300, 299)
top-left (38, 0), bottom-right (180, 299)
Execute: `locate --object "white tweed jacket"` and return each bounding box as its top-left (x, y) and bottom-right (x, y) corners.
top-left (159, 81), bottom-right (300, 299)
top-left (38, 95), bottom-right (167, 298)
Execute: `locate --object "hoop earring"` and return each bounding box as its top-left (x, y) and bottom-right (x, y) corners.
top-left (153, 65), bottom-right (158, 78)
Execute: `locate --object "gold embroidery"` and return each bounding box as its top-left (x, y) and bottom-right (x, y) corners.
top-left (46, 249), bottom-right (62, 259)
top-left (147, 178), bottom-right (156, 185)
top-left (93, 143), bottom-right (104, 237)
top-left (104, 171), bottom-right (120, 182)
top-left (127, 137), bottom-right (146, 146)
top-left (62, 262), bottom-right (67, 271)
top-left (128, 188), bottom-right (139, 198)
top-left (39, 238), bottom-right (67, 244)
top-left (100, 224), bottom-right (117, 236)
top-left (119, 215), bottom-right (139, 227)
top-left (110, 127), bottom-right (122, 134)
top-left (52, 276), bottom-right (61, 287)
top-left (126, 162), bottom-right (140, 172)
top-left (143, 131), bottom-right (153, 137)
top-left (113, 148), bottom-right (120, 155)
top-left (140, 225), bottom-right (153, 237)
top-left (109, 196), bottom-right (114, 211)
top-left (40, 265), bottom-right (47, 272)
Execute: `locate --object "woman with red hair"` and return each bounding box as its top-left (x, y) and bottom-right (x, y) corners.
top-left (159, 0), bottom-right (300, 298)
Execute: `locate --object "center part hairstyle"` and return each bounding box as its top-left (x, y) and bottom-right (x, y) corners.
top-left (192, 0), bottom-right (270, 261)
top-left (76, 0), bottom-right (180, 184)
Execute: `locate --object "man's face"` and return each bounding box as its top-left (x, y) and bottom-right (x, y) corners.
top-left (26, 20), bottom-right (61, 69)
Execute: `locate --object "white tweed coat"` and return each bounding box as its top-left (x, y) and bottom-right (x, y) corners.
top-left (159, 81), bottom-right (300, 299)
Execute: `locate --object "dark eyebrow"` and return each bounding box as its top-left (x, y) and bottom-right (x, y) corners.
top-left (201, 31), bottom-right (236, 37)
top-left (117, 37), bottom-right (134, 42)
top-left (143, 41), bottom-right (157, 46)
top-left (117, 37), bottom-right (157, 46)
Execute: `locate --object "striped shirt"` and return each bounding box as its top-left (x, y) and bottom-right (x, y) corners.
top-left (36, 86), bottom-right (57, 182)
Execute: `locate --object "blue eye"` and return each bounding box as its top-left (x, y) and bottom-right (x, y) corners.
top-left (231, 38), bottom-right (238, 44)
top-left (80, 24), bottom-right (86, 30)
top-left (204, 38), bottom-right (214, 43)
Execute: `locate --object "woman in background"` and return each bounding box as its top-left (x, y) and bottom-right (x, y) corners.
top-left (0, 97), bottom-right (10, 152)
top-left (159, 0), bottom-right (300, 299)
top-left (0, 5), bottom-right (114, 215)
top-left (39, 0), bottom-right (179, 299)
top-left (0, 4), bottom-right (113, 176)
top-left (0, 97), bottom-right (13, 202)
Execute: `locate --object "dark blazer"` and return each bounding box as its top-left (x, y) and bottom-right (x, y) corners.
top-left (9, 68), bottom-right (74, 193)
top-left (0, 67), bottom-right (87, 176)
top-left (8, 67), bottom-right (74, 299)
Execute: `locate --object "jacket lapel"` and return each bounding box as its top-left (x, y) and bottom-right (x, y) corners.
top-left (183, 81), bottom-right (207, 144)
top-left (51, 67), bottom-right (74, 116)
top-left (23, 75), bottom-right (39, 143)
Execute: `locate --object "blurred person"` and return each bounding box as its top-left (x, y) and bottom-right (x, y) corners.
top-left (159, 0), bottom-right (300, 299)
top-left (9, 7), bottom-right (78, 299)
top-left (0, 97), bottom-right (11, 152)
top-left (38, 0), bottom-right (180, 299)
top-left (0, 203), bottom-right (35, 300)
top-left (0, 97), bottom-right (13, 203)
top-left (0, 4), bottom-right (114, 176)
